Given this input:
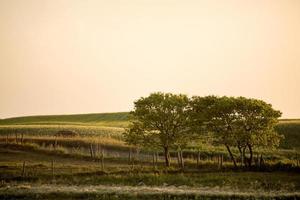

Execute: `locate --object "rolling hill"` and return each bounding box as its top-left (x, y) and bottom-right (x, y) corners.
top-left (0, 112), bottom-right (299, 149)
top-left (0, 112), bottom-right (130, 128)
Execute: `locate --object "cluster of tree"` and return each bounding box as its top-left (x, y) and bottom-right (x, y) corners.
top-left (124, 92), bottom-right (283, 168)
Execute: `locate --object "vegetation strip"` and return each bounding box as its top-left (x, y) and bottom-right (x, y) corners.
top-left (1, 184), bottom-right (299, 198)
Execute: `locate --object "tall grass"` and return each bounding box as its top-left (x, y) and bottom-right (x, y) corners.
top-left (0, 124), bottom-right (124, 140)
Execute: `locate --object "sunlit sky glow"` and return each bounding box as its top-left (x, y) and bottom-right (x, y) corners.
top-left (0, 0), bottom-right (299, 118)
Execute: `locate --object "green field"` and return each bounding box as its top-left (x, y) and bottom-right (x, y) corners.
top-left (0, 112), bottom-right (130, 127)
top-left (1, 112), bottom-right (300, 149)
top-left (0, 113), bottom-right (300, 199)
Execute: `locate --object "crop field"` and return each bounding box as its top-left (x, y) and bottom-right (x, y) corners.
top-left (0, 113), bottom-right (300, 199)
top-left (0, 112), bottom-right (130, 127)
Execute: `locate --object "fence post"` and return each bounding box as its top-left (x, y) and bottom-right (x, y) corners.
top-left (54, 137), bottom-right (58, 150)
top-left (92, 143), bottom-right (96, 159)
top-left (221, 154), bottom-right (223, 169)
top-left (89, 143), bottom-right (94, 159)
top-left (259, 154), bottom-right (264, 168)
top-left (97, 143), bottom-right (101, 158)
top-left (15, 133), bottom-right (18, 144)
top-left (21, 133), bottom-right (24, 144)
top-left (128, 148), bottom-right (132, 164)
top-left (101, 149), bottom-right (104, 171)
top-left (177, 151), bottom-right (181, 168)
top-left (21, 161), bottom-right (26, 177)
top-left (197, 151), bottom-right (200, 168)
top-left (180, 150), bottom-right (184, 170)
top-left (51, 160), bottom-right (54, 180)
top-left (153, 152), bottom-right (156, 170)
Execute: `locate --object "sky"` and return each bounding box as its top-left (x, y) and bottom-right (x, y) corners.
top-left (0, 0), bottom-right (299, 119)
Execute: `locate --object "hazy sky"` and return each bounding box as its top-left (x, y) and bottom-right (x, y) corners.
top-left (0, 0), bottom-right (299, 119)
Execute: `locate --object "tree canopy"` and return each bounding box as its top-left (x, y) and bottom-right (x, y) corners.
top-left (124, 92), bottom-right (283, 168)
top-left (124, 92), bottom-right (192, 166)
top-left (189, 96), bottom-right (282, 167)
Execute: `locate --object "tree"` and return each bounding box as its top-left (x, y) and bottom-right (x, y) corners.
top-left (234, 97), bottom-right (282, 167)
top-left (190, 96), bottom-right (240, 167)
top-left (190, 96), bottom-right (282, 168)
top-left (124, 92), bottom-right (192, 167)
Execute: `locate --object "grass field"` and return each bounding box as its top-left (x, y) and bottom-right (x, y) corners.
top-left (0, 113), bottom-right (300, 199)
top-left (0, 143), bottom-right (299, 199)
top-left (0, 112), bottom-right (130, 127)
top-left (1, 112), bottom-right (300, 149)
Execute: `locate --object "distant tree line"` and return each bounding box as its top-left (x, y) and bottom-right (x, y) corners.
top-left (124, 92), bottom-right (282, 168)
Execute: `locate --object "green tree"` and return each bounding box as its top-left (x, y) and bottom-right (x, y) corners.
top-left (235, 97), bottom-right (282, 167)
top-left (124, 92), bottom-right (192, 167)
top-left (190, 96), bottom-right (240, 167)
top-left (190, 96), bottom-right (282, 168)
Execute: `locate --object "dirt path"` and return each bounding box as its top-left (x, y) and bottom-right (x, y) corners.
top-left (0, 184), bottom-right (299, 198)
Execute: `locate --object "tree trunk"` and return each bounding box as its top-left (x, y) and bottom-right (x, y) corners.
top-left (225, 145), bottom-right (237, 168)
top-left (237, 145), bottom-right (243, 167)
top-left (247, 143), bottom-right (253, 168)
top-left (242, 147), bottom-right (246, 167)
top-left (164, 146), bottom-right (170, 167)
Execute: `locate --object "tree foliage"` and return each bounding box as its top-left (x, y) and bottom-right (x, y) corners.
top-left (125, 92), bottom-right (283, 168)
top-left (124, 92), bottom-right (192, 166)
top-left (189, 96), bottom-right (282, 167)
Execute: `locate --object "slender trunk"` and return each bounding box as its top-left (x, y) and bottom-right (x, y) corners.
top-left (237, 145), bottom-right (243, 167)
top-left (247, 143), bottom-right (253, 168)
top-left (164, 146), bottom-right (170, 167)
top-left (242, 147), bottom-right (246, 167)
top-left (225, 145), bottom-right (237, 168)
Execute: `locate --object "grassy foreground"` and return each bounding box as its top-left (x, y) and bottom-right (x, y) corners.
top-left (0, 143), bottom-right (300, 200)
